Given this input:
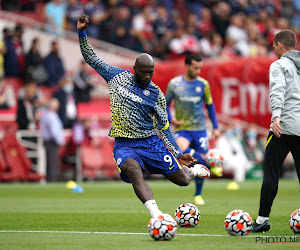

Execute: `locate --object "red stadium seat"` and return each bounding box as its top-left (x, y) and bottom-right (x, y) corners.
top-left (81, 144), bottom-right (103, 179)
top-left (0, 131), bottom-right (43, 182)
top-left (98, 138), bottom-right (119, 179)
top-left (80, 138), bottom-right (119, 180)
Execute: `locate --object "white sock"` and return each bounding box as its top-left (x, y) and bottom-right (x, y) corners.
top-left (144, 200), bottom-right (163, 218)
top-left (256, 216), bottom-right (269, 224)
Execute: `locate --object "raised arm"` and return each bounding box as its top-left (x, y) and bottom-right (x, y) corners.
top-left (77, 15), bottom-right (125, 82)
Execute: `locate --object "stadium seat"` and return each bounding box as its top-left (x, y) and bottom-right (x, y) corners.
top-left (0, 143), bottom-right (17, 181)
top-left (80, 138), bottom-right (119, 180)
top-left (98, 138), bottom-right (119, 179)
top-left (0, 131), bottom-right (43, 182)
top-left (81, 144), bottom-right (103, 179)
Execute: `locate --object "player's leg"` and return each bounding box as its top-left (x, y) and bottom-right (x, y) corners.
top-left (176, 134), bottom-right (209, 204)
top-left (121, 158), bottom-right (163, 218)
top-left (121, 158), bottom-right (154, 202)
top-left (164, 165), bottom-right (209, 186)
top-left (290, 136), bottom-right (300, 183)
top-left (113, 139), bottom-right (164, 218)
top-left (190, 131), bottom-right (210, 205)
top-left (164, 166), bottom-right (194, 186)
top-left (253, 132), bottom-right (289, 232)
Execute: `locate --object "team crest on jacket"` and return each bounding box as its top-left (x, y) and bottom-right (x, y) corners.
top-left (195, 86), bottom-right (202, 93)
top-left (272, 70), bottom-right (279, 77)
top-left (143, 89), bottom-right (150, 96)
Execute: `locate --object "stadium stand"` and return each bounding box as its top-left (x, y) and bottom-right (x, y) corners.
top-left (0, 0), bottom-right (299, 182)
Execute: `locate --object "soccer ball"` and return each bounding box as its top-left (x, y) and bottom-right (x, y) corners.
top-left (175, 203), bottom-right (201, 227)
top-left (289, 208), bottom-right (300, 233)
top-left (148, 214), bottom-right (177, 241)
top-left (224, 209), bottom-right (252, 236)
top-left (206, 148), bottom-right (224, 168)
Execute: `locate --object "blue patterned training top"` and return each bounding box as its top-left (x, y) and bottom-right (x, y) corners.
top-left (79, 32), bottom-right (182, 157)
top-left (165, 75), bottom-right (214, 131)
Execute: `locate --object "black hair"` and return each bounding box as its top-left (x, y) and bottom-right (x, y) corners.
top-left (185, 53), bottom-right (202, 65)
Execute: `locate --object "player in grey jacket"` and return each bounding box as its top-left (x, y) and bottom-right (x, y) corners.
top-left (252, 29), bottom-right (300, 233)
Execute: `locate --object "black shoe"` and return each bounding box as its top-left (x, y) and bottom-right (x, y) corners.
top-left (252, 220), bottom-right (270, 233)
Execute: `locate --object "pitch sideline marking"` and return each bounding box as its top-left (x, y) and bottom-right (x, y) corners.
top-left (0, 230), bottom-right (280, 237)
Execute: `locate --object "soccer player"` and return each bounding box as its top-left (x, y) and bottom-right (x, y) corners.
top-left (165, 53), bottom-right (220, 205)
top-left (252, 29), bottom-right (300, 233)
top-left (77, 15), bottom-right (210, 218)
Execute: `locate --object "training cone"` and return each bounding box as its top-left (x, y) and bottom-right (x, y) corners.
top-left (72, 184), bottom-right (84, 193)
top-left (66, 180), bottom-right (77, 189)
top-left (226, 181), bottom-right (240, 190)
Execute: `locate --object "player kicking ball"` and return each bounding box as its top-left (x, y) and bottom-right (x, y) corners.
top-left (77, 15), bottom-right (210, 218)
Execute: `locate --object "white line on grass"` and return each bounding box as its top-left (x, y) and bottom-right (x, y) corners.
top-left (0, 230), bottom-right (279, 237)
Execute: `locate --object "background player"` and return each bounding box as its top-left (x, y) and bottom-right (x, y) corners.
top-left (165, 53), bottom-right (220, 205)
top-left (77, 15), bottom-right (210, 218)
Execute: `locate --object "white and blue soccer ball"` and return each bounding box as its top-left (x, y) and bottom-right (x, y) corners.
top-left (175, 203), bottom-right (201, 228)
top-left (289, 208), bottom-right (300, 233)
top-left (148, 213), bottom-right (177, 241)
top-left (224, 209), bottom-right (252, 236)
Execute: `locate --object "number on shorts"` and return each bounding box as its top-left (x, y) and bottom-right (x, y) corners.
top-left (199, 137), bottom-right (208, 150)
top-left (164, 155), bottom-right (173, 166)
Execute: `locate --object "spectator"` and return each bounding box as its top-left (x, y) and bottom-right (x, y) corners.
top-left (219, 37), bottom-right (237, 59)
top-left (246, 16), bottom-right (269, 57)
top-left (25, 38), bottom-right (48, 85)
top-left (107, 6), bottom-right (135, 49)
top-left (21, 0), bottom-right (36, 11)
top-left (241, 123), bottom-right (264, 169)
top-left (211, 1), bottom-right (231, 40)
top-left (199, 31), bottom-right (223, 58)
top-left (12, 25), bottom-right (26, 77)
top-left (185, 12), bottom-right (201, 39)
top-left (0, 35), bottom-right (6, 77)
top-left (73, 60), bottom-right (94, 103)
top-left (16, 79), bottom-right (45, 130)
top-left (216, 123), bottom-right (253, 190)
top-left (44, 0), bottom-right (66, 37)
top-left (197, 7), bottom-right (215, 38)
top-left (44, 41), bottom-right (65, 86)
top-left (226, 13), bottom-right (250, 57)
top-left (40, 98), bottom-right (65, 182)
top-left (292, 0), bottom-right (300, 28)
top-left (3, 28), bottom-right (19, 77)
top-left (123, 0), bottom-right (144, 17)
top-left (65, 0), bottom-right (84, 32)
top-left (0, 76), bottom-right (16, 109)
top-left (1, 0), bottom-right (20, 10)
top-left (152, 4), bottom-right (175, 58)
top-left (168, 26), bottom-right (200, 57)
top-left (84, 0), bottom-right (108, 38)
top-left (131, 5), bottom-right (157, 53)
top-left (53, 76), bottom-right (77, 129)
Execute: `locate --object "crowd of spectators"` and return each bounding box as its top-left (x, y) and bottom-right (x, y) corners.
top-left (0, 0), bottom-right (299, 181)
top-left (3, 0), bottom-right (300, 60)
top-left (0, 24), bottom-right (94, 132)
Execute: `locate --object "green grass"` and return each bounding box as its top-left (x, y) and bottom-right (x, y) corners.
top-left (0, 179), bottom-right (300, 249)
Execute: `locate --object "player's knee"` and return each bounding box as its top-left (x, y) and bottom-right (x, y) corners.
top-left (177, 175), bottom-right (191, 186)
top-left (122, 164), bottom-right (142, 182)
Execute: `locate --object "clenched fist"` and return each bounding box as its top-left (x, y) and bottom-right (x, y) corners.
top-left (77, 14), bottom-right (89, 31)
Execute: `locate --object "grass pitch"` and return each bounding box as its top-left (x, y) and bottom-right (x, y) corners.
top-left (1, 178), bottom-right (300, 249)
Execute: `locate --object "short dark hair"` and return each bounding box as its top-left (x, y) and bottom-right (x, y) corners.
top-left (273, 29), bottom-right (297, 49)
top-left (185, 53), bottom-right (202, 65)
